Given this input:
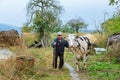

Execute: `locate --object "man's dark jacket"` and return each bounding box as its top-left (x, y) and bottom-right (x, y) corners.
top-left (52, 38), bottom-right (69, 53)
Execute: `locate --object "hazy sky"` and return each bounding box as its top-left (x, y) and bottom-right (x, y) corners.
top-left (0, 0), bottom-right (115, 30)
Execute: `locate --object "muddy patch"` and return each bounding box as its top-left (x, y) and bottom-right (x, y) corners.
top-left (65, 63), bottom-right (80, 80)
top-left (78, 70), bottom-right (89, 80)
top-left (65, 63), bottom-right (89, 80)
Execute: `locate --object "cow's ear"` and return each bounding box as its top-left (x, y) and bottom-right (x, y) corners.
top-left (76, 36), bottom-right (79, 38)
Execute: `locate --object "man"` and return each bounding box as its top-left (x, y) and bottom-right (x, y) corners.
top-left (52, 32), bottom-right (69, 70)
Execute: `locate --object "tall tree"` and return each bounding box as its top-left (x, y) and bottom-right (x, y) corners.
top-left (109, 0), bottom-right (120, 15)
top-left (101, 16), bottom-right (120, 35)
top-left (109, 0), bottom-right (120, 5)
top-left (26, 0), bottom-right (62, 46)
top-left (66, 17), bottom-right (87, 33)
top-left (101, 0), bottom-right (120, 35)
top-left (61, 25), bottom-right (74, 33)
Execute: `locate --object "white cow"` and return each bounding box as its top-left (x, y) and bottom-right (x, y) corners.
top-left (66, 34), bottom-right (91, 71)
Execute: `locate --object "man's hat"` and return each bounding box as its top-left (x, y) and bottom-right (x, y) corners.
top-left (57, 32), bottom-right (62, 35)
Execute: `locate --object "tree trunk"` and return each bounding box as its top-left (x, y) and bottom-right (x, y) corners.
top-left (41, 32), bottom-right (51, 47)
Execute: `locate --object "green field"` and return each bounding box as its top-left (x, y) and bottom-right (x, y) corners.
top-left (65, 51), bottom-right (120, 80)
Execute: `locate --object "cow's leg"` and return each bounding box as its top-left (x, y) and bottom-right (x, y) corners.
top-left (70, 48), bottom-right (80, 71)
top-left (75, 58), bottom-right (80, 72)
top-left (83, 54), bottom-right (88, 69)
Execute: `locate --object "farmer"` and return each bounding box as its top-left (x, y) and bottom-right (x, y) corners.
top-left (52, 32), bottom-right (69, 70)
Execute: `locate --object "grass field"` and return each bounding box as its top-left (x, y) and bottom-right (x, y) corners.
top-left (0, 32), bottom-right (120, 80)
top-left (0, 47), bottom-right (71, 80)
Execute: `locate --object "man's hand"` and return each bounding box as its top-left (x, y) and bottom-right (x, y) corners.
top-left (70, 45), bottom-right (73, 48)
top-left (54, 42), bottom-right (56, 46)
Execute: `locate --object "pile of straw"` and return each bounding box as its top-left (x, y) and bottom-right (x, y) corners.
top-left (0, 30), bottom-right (21, 47)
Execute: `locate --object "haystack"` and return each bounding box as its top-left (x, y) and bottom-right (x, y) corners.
top-left (0, 30), bottom-right (21, 47)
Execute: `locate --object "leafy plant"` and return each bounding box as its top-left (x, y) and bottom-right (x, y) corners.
top-left (101, 16), bottom-right (120, 35)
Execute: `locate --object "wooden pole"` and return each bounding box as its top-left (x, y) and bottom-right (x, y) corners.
top-left (53, 46), bottom-right (56, 68)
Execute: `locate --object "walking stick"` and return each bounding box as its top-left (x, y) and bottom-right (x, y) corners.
top-left (53, 46), bottom-right (56, 69)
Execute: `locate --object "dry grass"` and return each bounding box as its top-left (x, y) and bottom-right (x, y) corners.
top-left (0, 32), bottom-right (70, 80)
top-left (0, 32), bottom-right (75, 80)
top-left (22, 33), bottom-right (37, 46)
top-left (93, 33), bottom-right (108, 48)
top-left (0, 47), bottom-right (70, 80)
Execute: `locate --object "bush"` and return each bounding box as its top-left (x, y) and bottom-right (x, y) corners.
top-left (107, 49), bottom-right (120, 63)
top-left (102, 16), bottom-right (120, 35)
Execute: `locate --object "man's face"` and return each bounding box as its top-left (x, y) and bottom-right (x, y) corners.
top-left (57, 35), bottom-right (62, 39)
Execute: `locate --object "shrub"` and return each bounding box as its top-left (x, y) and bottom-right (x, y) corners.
top-left (107, 49), bottom-right (120, 63)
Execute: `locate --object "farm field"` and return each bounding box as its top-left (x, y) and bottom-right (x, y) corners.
top-left (0, 33), bottom-right (120, 80)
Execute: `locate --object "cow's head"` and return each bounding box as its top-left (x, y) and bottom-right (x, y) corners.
top-left (65, 34), bottom-right (78, 47)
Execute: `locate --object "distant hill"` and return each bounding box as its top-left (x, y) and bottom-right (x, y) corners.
top-left (80, 29), bottom-right (95, 33)
top-left (0, 24), bottom-right (22, 37)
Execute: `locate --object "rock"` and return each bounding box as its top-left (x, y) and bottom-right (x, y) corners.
top-left (0, 48), bottom-right (15, 60)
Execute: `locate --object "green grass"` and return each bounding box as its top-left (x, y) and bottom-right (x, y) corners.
top-left (87, 54), bottom-right (120, 80)
top-left (88, 62), bottom-right (120, 80)
top-left (64, 50), bottom-right (120, 80)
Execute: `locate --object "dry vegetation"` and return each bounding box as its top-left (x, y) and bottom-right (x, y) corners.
top-left (0, 32), bottom-right (70, 80)
top-left (93, 33), bottom-right (108, 48)
top-left (0, 32), bottom-right (119, 80)
top-left (0, 30), bottom-right (21, 47)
